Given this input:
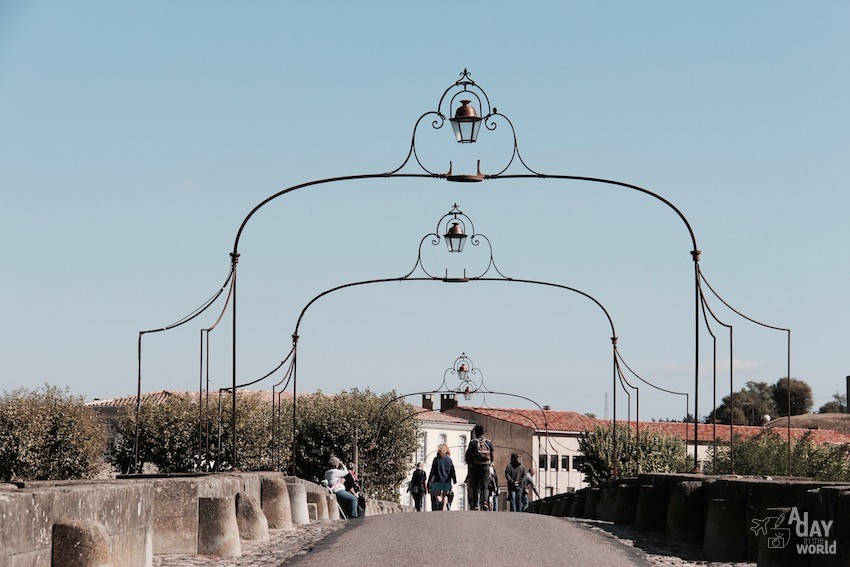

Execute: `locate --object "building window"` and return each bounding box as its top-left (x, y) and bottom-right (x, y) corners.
top-left (561, 455), bottom-right (569, 470)
top-left (539, 454), bottom-right (547, 470)
top-left (438, 433), bottom-right (447, 448)
top-left (458, 435), bottom-right (467, 464)
top-left (572, 456), bottom-right (585, 471)
top-left (416, 433), bottom-right (426, 464)
top-left (550, 454), bottom-right (558, 471)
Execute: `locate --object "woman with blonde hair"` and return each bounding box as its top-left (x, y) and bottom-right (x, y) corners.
top-left (427, 443), bottom-right (456, 511)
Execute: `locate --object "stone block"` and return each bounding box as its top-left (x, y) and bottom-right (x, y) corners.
top-left (1, 549), bottom-right (51, 567)
top-left (614, 483), bottom-right (639, 524)
top-left (235, 492), bottom-right (269, 542)
top-left (0, 489), bottom-right (56, 556)
top-left (307, 503), bottom-right (318, 522)
top-left (52, 520), bottom-right (111, 567)
top-left (703, 498), bottom-right (746, 562)
top-left (569, 492), bottom-right (586, 518)
top-left (584, 488), bottom-right (602, 519)
top-left (306, 491), bottom-right (329, 521)
top-left (756, 507), bottom-right (806, 567)
top-left (557, 494), bottom-right (574, 517)
top-left (110, 526), bottom-right (152, 567)
top-left (152, 515), bottom-right (197, 554)
top-left (596, 487), bottom-right (618, 522)
top-left (326, 494), bottom-right (340, 520)
top-left (197, 497), bottom-right (241, 558)
top-left (666, 481), bottom-right (704, 543)
top-left (634, 485), bottom-right (666, 531)
top-left (285, 482), bottom-right (310, 525)
top-left (260, 478), bottom-right (293, 530)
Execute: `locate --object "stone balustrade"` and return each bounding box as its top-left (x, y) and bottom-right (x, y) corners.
top-left (0, 472), bottom-right (408, 567)
top-left (526, 473), bottom-right (850, 567)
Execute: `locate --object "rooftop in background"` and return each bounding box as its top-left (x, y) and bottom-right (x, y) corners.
top-left (765, 414), bottom-right (850, 436)
top-left (409, 405), bottom-right (471, 425)
top-left (85, 389), bottom-right (292, 407)
top-left (450, 406), bottom-right (850, 445)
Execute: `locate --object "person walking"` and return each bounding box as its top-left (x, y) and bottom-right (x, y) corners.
top-left (521, 467), bottom-right (540, 511)
top-left (504, 453), bottom-right (526, 512)
top-left (488, 463), bottom-right (500, 511)
top-left (428, 444), bottom-right (456, 511)
top-left (408, 462), bottom-right (427, 511)
top-left (464, 424), bottom-right (494, 511)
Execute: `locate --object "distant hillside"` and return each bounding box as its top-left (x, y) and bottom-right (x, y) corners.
top-left (766, 413), bottom-right (850, 436)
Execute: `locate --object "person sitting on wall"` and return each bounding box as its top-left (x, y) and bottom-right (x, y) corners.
top-left (324, 456), bottom-right (358, 519)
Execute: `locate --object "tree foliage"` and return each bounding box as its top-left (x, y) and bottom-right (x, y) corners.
top-left (705, 430), bottom-right (850, 481)
top-left (111, 391), bottom-right (276, 473)
top-left (577, 424), bottom-right (689, 487)
top-left (0, 384), bottom-right (107, 481)
top-left (818, 392), bottom-right (846, 414)
top-left (772, 377), bottom-right (813, 417)
top-left (111, 388), bottom-right (417, 501)
top-left (709, 378), bottom-right (814, 425)
top-left (289, 389), bottom-right (418, 501)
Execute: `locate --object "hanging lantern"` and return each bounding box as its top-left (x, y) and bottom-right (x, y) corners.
top-left (449, 100), bottom-right (483, 143)
top-left (444, 222), bottom-right (467, 253)
top-left (463, 386), bottom-right (472, 401)
top-left (457, 362), bottom-right (469, 382)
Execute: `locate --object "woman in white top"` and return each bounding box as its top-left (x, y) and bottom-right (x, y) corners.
top-left (325, 456), bottom-right (359, 519)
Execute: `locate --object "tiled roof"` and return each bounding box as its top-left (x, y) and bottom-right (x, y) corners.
top-left (410, 406), bottom-right (472, 424)
top-left (86, 389), bottom-right (291, 407)
top-left (450, 406), bottom-right (850, 445)
top-left (637, 421), bottom-right (850, 445)
top-left (453, 407), bottom-right (598, 432)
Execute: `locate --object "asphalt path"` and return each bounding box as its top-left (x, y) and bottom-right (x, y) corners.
top-left (287, 511), bottom-right (649, 567)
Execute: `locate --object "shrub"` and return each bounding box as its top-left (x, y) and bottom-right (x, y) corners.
top-left (0, 384), bottom-right (107, 481)
top-left (577, 424), bottom-right (689, 487)
top-left (706, 430), bottom-right (850, 481)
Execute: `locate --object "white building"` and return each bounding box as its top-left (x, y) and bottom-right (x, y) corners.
top-left (400, 395), bottom-right (473, 511)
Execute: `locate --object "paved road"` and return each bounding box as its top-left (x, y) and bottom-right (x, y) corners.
top-left (288, 512), bottom-right (649, 567)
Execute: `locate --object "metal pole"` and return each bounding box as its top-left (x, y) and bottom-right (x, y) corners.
top-left (230, 253), bottom-right (239, 469)
top-left (133, 332), bottom-right (143, 474)
top-left (612, 340), bottom-right (618, 479)
top-left (786, 331), bottom-right (791, 476)
top-left (692, 250), bottom-right (701, 472)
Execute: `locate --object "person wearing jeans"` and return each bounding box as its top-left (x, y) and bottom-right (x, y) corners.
top-left (504, 453), bottom-right (526, 512)
top-left (325, 455), bottom-right (358, 519)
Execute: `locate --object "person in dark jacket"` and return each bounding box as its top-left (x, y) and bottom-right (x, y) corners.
top-left (504, 453), bottom-right (526, 512)
top-left (428, 443), bottom-right (456, 511)
top-left (465, 424), bottom-right (495, 511)
top-left (408, 461), bottom-right (427, 511)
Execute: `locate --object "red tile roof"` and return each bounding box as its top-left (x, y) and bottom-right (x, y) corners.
top-left (452, 406), bottom-right (850, 445)
top-left (453, 407), bottom-right (598, 433)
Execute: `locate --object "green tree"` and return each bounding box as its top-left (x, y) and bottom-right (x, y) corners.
top-left (818, 392), bottom-right (846, 414)
top-left (288, 389), bottom-right (418, 501)
top-left (0, 384), bottom-right (107, 481)
top-left (112, 391), bottom-right (276, 473)
top-left (706, 430), bottom-right (850, 481)
top-left (708, 381), bottom-right (777, 425)
top-left (577, 424), bottom-right (689, 487)
top-left (772, 377), bottom-right (813, 417)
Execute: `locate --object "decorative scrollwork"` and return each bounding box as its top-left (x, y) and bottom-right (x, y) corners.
top-left (401, 204), bottom-right (511, 281)
top-left (387, 70), bottom-right (542, 179)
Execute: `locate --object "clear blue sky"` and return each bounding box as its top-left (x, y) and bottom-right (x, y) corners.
top-left (1, 2), bottom-right (848, 421)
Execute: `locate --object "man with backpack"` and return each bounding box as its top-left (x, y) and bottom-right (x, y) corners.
top-left (464, 424), bottom-right (494, 511)
top-left (504, 453), bottom-right (526, 512)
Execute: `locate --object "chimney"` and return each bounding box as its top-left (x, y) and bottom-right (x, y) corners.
top-left (440, 393), bottom-right (458, 412)
top-left (543, 405), bottom-right (551, 411)
top-left (422, 394), bottom-right (434, 411)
